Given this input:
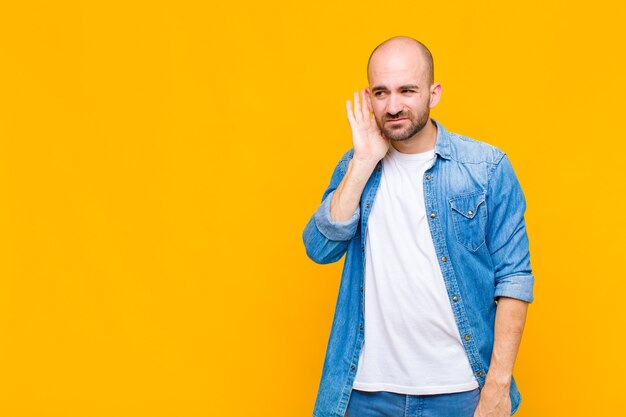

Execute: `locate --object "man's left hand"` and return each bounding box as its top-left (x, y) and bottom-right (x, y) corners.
top-left (473, 379), bottom-right (512, 417)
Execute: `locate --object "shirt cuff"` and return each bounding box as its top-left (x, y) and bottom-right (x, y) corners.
top-left (313, 189), bottom-right (360, 242)
top-left (494, 274), bottom-right (535, 303)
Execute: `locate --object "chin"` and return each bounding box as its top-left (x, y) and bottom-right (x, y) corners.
top-left (384, 129), bottom-right (413, 142)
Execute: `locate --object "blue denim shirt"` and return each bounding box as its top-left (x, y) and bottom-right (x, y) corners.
top-left (302, 118), bottom-right (534, 417)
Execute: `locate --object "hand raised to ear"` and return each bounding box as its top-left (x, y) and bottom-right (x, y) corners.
top-left (346, 88), bottom-right (389, 164)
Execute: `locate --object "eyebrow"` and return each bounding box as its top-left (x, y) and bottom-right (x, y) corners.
top-left (371, 84), bottom-right (420, 92)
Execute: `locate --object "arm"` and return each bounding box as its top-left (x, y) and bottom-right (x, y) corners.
top-left (302, 89), bottom-right (389, 264)
top-left (474, 153), bottom-right (534, 416)
top-left (486, 153), bottom-right (535, 303)
top-left (474, 297), bottom-right (528, 417)
top-left (330, 89), bottom-right (388, 222)
top-left (302, 154), bottom-right (365, 264)
top-left (330, 157), bottom-right (377, 220)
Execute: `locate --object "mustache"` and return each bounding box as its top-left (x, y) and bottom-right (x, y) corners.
top-left (382, 112), bottom-right (411, 122)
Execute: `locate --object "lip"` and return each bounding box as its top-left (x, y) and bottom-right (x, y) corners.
top-left (386, 118), bottom-right (407, 123)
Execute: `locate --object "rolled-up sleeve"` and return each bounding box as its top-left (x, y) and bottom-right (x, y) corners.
top-left (313, 189), bottom-right (360, 241)
top-left (486, 153), bottom-right (535, 303)
top-left (302, 150), bottom-right (360, 264)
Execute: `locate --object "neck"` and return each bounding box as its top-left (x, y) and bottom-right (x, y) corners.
top-left (390, 118), bottom-right (437, 154)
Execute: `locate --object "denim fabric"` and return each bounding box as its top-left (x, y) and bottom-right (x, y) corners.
top-left (344, 388), bottom-right (481, 417)
top-left (302, 118), bottom-right (534, 417)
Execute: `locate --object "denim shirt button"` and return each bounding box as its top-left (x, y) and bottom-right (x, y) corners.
top-left (452, 296), bottom-right (459, 302)
top-left (365, 204), bottom-right (370, 209)
top-left (464, 335), bottom-right (470, 341)
top-left (477, 371), bottom-right (483, 377)
top-left (441, 256), bottom-right (447, 262)
top-left (430, 213), bottom-right (436, 219)
top-left (350, 364), bottom-right (355, 371)
top-left (425, 174), bottom-right (431, 180)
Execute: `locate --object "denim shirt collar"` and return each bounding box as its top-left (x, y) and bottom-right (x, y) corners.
top-left (431, 117), bottom-right (452, 160)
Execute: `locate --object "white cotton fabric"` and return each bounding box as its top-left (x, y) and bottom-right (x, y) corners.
top-left (352, 144), bottom-right (479, 395)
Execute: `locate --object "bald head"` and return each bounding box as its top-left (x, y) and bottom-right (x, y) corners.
top-left (367, 36), bottom-right (434, 85)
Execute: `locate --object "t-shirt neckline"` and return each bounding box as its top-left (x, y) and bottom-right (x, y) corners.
top-left (387, 144), bottom-right (436, 162)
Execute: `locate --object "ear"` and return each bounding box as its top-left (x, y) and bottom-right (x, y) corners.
top-left (429, 82), bottom-right (442, 109)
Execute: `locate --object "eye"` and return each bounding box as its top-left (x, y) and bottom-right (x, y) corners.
top-left (374, 91), bottom-right (386, 97)
top-left (402, 89), bottom-right (416, 94)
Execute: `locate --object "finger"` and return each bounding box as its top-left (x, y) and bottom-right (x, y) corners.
top-left (367, 115), bottom-right (379, 134)
top-left (353, 91), bottom-right (362, 122)
top-left (346, 99), bottom-right (356, 128)
top-left (361, 89), bottom-right (369, 122)
top-left (365, 88), bottom-right (374, 116)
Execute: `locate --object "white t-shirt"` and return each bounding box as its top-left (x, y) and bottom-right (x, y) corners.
top-left (352, 144), bottom-right (479, 395)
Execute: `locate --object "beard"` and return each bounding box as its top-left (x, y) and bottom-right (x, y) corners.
top-left (377, 108), bottom-right (430, 141)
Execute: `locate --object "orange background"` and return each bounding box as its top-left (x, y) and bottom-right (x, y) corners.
top-left (0, 1), bottom-right (624, 416)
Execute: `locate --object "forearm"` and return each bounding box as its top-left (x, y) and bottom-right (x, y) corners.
top-left (330, 158), bottom-right (377, 221)
top-left (486, 296), bottom-right (529, 386)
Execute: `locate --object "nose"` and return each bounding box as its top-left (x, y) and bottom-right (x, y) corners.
top-left (386, 93), bottom-right (403, 115)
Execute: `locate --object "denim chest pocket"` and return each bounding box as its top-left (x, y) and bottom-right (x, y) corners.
top-left (448, 191), bottom-right (487, 252)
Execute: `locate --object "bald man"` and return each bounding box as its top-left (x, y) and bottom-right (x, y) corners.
top-left (303, 37), bottom-right (534, 417)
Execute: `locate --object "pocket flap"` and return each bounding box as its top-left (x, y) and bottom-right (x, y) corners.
top-left (449, 191), bottom-right (486, 219)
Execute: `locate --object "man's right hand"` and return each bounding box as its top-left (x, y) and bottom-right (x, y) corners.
top-left (346, 89), bottom-right (390, 164)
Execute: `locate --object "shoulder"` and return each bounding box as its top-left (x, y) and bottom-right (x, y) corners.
top-left (445, 130), bottom-right (506, 165)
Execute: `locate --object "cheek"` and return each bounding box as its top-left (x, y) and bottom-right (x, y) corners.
top-left (373, 111), bottom-right (385, 124)
top-left (372, 103), bottom-right (386, 118)
top-left (408, 97), bottom-right (429, 113)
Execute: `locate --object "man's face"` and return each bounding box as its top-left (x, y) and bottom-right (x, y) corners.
top-left (367, 56), bottom-right (432, 141)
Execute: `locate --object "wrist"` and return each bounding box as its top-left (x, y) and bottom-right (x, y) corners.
top-left (485, 370), bottom-right (512, 387)
top-left (350, 156), bottom-right (379, 172)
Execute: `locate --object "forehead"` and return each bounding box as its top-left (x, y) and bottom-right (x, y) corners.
top-left (368, 51), bottom-right (427, 87)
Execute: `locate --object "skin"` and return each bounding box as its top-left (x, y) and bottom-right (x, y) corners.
top-left (365, 37), bottom-right (441, 154)
top-left (331, 36), bottom-right (530, 417)
top-left (474, 296), bottom-right (528, 417)
top-left (330, 37), bottom-right (442, 222)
